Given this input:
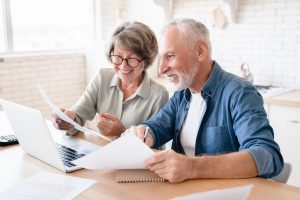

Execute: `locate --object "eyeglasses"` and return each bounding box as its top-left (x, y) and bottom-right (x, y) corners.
top-left (109, 55), bottom-right (143, 68)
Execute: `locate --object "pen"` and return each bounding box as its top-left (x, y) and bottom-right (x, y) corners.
top-left (143, 126), bottom-right (149, 143)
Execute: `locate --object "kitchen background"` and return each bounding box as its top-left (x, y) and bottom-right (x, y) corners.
top-left (0, 0), bottom-right (300, 186)
top-left (0, 0), bottom-right (299, 115)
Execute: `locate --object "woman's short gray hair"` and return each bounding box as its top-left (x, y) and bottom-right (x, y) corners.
top-left (106, 21), bottom-right (158, 69)
top-left (162, 18), bottom-right (212, 56)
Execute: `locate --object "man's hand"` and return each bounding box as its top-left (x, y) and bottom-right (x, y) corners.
top-left (124, 125), bottom-right (154, 147)
top-left (51, 108), bottom-right (75, 131)
top-left (144, 150), bottom-right (194, 183)
top-left (97, 113), bottom-right (126, 136)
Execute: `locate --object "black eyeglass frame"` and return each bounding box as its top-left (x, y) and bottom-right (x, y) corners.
top-left (109, 55), bottom-right (144, 68)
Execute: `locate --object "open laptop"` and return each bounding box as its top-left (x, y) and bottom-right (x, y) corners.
top-left (0, 98), bottom-right (101, 172)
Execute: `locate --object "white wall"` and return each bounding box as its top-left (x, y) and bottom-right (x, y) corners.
top-left (0, 53), bottom-right (86, 118)
top-left (85, 0), bottom-right (121, 82)
top-left (94, 0), bottom-right (164, 42)
top-left (1, 0), bottom-right (299, 117)
top-left (171, 0), bottom-right (300, 88)
top-left (89, 0), bottom-right (165, 79)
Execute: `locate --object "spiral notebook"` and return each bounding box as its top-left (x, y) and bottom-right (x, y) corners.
top-left (116, 169), bottom-right (165, 183)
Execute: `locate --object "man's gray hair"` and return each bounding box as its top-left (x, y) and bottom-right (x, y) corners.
top-left (163, 18), bottom-right (212, 56)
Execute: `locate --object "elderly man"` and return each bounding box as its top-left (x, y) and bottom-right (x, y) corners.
top-left (127, 18), bottom-right (283, 183)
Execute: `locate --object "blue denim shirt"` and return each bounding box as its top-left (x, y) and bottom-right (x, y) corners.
top-left (143, 61), bottom-right (283, 178)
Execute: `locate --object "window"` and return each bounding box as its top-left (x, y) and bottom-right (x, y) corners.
top-left (0, 1), bottom-right (5, 52)
top-left (1, 0), bottom-right (93, 53)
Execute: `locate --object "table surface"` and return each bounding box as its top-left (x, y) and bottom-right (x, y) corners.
top-left (1, 112), bottom-right (300, 200)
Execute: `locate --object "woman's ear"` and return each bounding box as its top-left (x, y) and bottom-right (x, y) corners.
top-left (196, 41), bottom-right (209, 61)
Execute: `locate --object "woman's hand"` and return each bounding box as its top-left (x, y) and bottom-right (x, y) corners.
top-left (96, 113), bottom-right (126, 136)
top-left (51, 108), bottom-right (76, 131)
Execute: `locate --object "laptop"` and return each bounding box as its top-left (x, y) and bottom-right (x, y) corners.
top-left (0, 98), bottom-right (101, 172)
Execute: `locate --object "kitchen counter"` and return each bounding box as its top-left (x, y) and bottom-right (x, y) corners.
top-left (154, 77), bottom-right (300, 107)
top-left (264, 90), bottom-right (300, 107)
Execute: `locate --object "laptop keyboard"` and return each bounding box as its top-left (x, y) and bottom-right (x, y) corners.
top-left (56, 143), bottom-right (85, 167)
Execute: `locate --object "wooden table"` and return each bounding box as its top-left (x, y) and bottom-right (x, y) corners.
top-left (1, 112), bottom-right (300, 199)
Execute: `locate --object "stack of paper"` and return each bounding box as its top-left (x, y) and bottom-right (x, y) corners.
top-left (171, 184), bottom-right (253, 200)
top-left (73, 132), bottom-right (154, 169)
top-left (0, 172), bottom-right (97, 200)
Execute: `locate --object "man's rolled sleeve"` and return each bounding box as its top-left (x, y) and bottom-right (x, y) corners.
top-left (231, 84), bottom-right (284, 178)
top-left (247, 146), bottom-right (283, 178)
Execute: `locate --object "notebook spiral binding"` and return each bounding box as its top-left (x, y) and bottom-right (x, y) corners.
top-left (117, 177), bottom-right (165, 183)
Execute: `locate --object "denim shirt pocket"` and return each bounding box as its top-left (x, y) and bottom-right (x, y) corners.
top-left (201, 125), bottom-right (233, 154)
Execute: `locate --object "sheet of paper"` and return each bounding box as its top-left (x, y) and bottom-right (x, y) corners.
top-left (0, 172), bottom-right (97, 200)
top-left (38, 84), bottom-right (112, 142)
top-left (73, 132), bottom-right (154, 169)
top-left (171, 184), bottom-right (253, 200)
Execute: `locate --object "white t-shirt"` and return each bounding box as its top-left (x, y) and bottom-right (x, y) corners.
top-left (180, 92), bottom-right (207, 156)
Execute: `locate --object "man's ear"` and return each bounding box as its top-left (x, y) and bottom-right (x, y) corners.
top-left (196, 41), bottom-right (209, 61)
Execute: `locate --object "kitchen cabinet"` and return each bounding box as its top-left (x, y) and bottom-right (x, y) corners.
top-left (269, 105), bottom-right (300, 187)
top-left (266, 90), bottom-right (300, 187)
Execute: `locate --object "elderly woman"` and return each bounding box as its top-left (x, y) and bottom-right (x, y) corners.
top-left (52, 21), bottom-right (169, 137)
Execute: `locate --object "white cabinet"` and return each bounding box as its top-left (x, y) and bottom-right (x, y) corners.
top-left (269, 104), bottom-right (300, 187)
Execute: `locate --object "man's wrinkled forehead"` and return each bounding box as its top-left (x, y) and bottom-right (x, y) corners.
top-left (158, 26), bottom-right (180, 54)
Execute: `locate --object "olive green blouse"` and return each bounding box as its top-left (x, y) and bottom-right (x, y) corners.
top-left (67, 68), bottom-right (168, 135)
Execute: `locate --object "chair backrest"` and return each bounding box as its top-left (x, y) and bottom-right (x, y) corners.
top-left (271, 162), bottom-right (292, 183)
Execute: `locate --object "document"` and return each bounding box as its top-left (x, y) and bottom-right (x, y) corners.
top-left (73, 132), bottom-right (154, 169)
top-left (171, 184), bottom-right (253, 200)
top-left (0, 172), bottom-right (97, 200)
top-left (38, 84), bottom-right (112, 142)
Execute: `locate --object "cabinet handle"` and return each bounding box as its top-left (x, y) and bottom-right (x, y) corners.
top-left (287, 120), bottom-right (299, 124)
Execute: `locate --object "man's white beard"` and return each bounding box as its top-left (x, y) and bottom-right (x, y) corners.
top-left (172, 65), bottom-right (198, 91)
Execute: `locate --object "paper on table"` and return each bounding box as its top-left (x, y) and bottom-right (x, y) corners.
top-left (73, 132), bottom-right (154, 169)
top-left (38, 84), bottom-right (112, 142)
top-left (0, 172), bottom-right (97, 200)
top-left (171, 184), bottom-right (253, 200)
